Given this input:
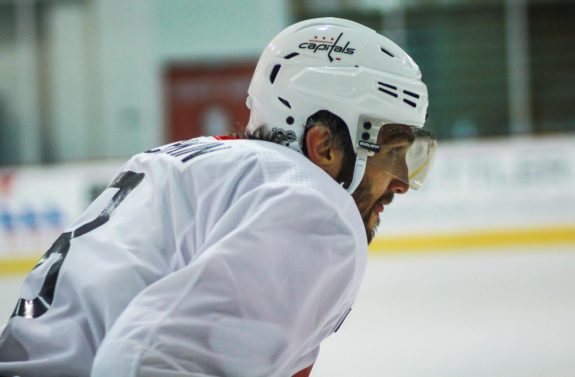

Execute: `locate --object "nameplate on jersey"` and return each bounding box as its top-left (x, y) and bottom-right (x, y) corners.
top-left (145, 139), bottom-right (230, 163)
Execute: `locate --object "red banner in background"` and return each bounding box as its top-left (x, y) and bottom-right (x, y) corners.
top-left (165, 63), bottom-right (256, 142)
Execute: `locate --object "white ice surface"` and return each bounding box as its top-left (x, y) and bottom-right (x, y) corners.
top-left (1, 245), bottom-right (574, 377)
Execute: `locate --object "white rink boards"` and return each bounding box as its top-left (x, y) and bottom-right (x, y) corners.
top-left (1, 245), bottom-right (574, 377)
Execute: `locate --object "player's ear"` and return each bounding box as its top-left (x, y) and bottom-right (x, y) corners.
top-left (305, 124), bottom-right (344, 179)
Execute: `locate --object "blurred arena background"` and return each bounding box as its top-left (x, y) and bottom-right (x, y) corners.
top-left (0, 0), bottom-right (574, 376)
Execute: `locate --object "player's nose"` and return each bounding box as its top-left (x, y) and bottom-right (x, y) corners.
top-left (389, 177), bottom-right (409, 195)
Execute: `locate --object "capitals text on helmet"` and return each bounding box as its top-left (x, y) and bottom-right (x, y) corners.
top-left (298, 32), bottom-right (355, 62)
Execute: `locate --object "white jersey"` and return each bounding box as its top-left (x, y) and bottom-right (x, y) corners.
top-left (0, 137), bottom-right (367, 377)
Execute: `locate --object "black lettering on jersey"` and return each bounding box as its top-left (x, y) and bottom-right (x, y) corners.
top-left (334, 307), bottom-right (352, 333)
top-left (11, 171), bottom-right (144, 319)
top-left (145, 139), bottom-right (230, 163)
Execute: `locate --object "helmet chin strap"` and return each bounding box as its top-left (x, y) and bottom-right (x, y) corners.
top-left (345, 148), bottom-right (369, 194)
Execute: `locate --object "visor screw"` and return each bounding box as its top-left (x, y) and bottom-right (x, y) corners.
top-left (363, 121), bottom-right (372, 130)
top-left (286, 116), bottom-right (294, 125)
top-left (361, 132), bottom-right (370, 140)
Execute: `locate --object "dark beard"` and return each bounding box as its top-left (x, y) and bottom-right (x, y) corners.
top-left (351, 183), bottom-right (378, 244)
top-left (362, 211), bottom-right (380, 244)
top-left (336, 154), bottom-right (391, 244)
top-left (336, 157), bottom-right (377, 243)
top-left (353, 186), bottom-right (393, 245)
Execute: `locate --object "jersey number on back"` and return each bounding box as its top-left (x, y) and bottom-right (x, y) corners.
top-left (11, 171), bottom-right (145, 319)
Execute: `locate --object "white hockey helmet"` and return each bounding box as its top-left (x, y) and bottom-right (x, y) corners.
top-left (246, 17), bottom-right (436, 193)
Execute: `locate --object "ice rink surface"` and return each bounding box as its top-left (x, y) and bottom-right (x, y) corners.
top-left (1, 245), bottom-right (574, 377)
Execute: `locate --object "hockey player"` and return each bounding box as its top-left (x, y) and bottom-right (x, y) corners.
top-left (0, 17), bottom-right (436, 377)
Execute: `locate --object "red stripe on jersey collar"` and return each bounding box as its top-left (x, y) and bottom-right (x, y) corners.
top-left (213, 135), bottom-right (240, 140)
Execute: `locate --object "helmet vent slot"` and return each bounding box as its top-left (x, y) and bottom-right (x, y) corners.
top-left (278, 97), bottom-right (291, 109)
top-left (380, 47), bottom-right (395, 58)
top-left (378, 87), bottom-right (398, 98)
top-left (270, 64), bottom-right (281, 84)
top-left (378, 82), bottom-right (397, 90)
top-left (403, 99), bottom-right (417, 108)
top-left (283, 52), bottom-right (299, 60)
top-left (403, 90), bottom-right (420, 99)
top-left (377, 82), bottom-right (400, 98)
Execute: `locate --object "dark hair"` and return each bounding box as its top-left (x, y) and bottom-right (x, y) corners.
top-left (237, 126), bottom-right (287, 144)
top-left (302, 111), bottom-right (356, 188)
top-left (237, 110), bottom-right (356, 188)
top-left (300, 111), bottom-right (354, 158)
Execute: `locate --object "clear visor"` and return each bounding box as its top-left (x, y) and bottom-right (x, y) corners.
top-left (371, 123), bottom-right (437, 190)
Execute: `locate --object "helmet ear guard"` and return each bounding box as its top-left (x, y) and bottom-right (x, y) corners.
top-left (346, 149), bottom-right (368, 194)
top-left (345, 116), bottom-right (383, 193)
top-left (247, 17), bottom-right (436, 193)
